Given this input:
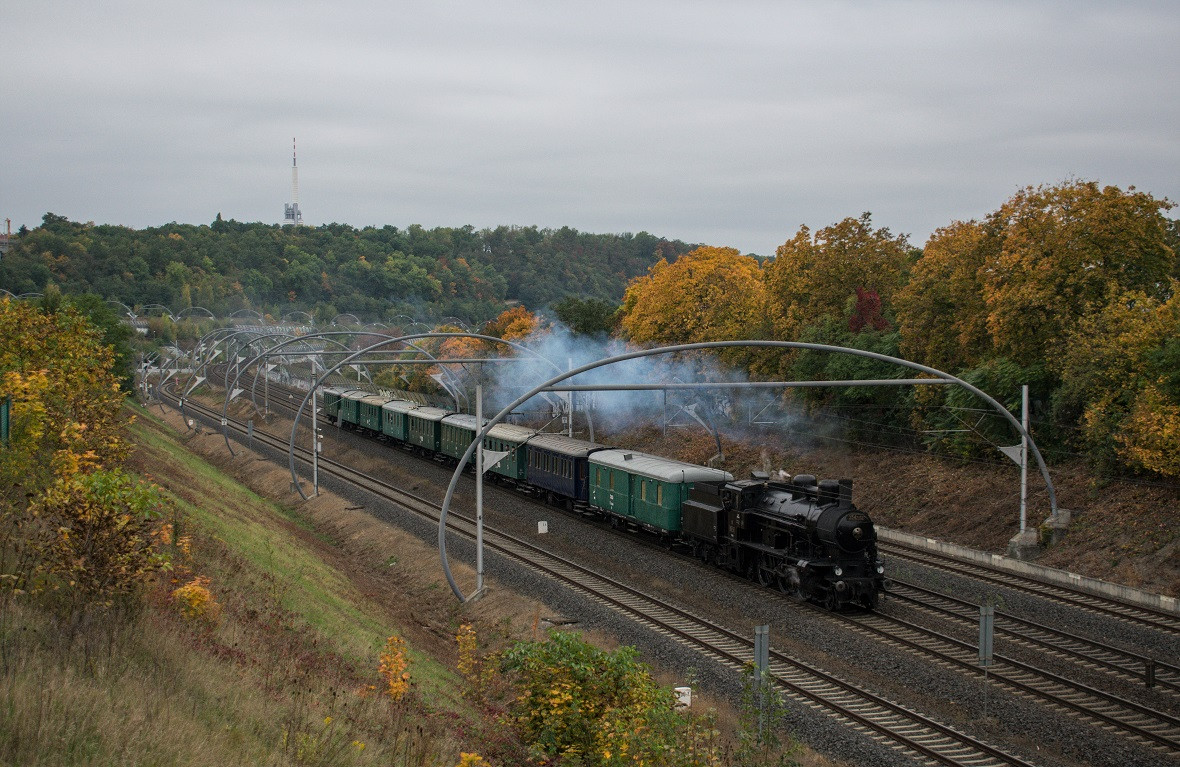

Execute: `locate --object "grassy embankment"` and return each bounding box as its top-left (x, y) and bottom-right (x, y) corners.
top-left (0, 402), bottom-right (498, 766)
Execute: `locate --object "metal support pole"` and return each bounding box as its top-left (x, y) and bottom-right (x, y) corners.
top-left (980, 604), bottom-right (994, 719)
top-left (1019, 384), bottom-right (1029, 533)
top-left (475, 384), bottom-right (485, 598)
top-left (311, 383), bottom-right (319, 496)
top-left (754, 625), bottom-right (770, 741)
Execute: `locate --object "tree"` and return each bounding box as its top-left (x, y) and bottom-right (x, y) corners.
top-left (481, 306), bottom-right (540, 341)
top-left (766, 213), bottom-right (913, 345)
top-left (894, 219), bottom-right (991, 372)
top-left (978, 181), bottom-right (1174, 366)
top-left (619, 246), bottom-right (766, 348)
top-left (1055, 284), bottom-right (1180, 476)
top-left (551, 296), bottom-right (619, 337)
top-left (0, 299), bottom-right (128, 504)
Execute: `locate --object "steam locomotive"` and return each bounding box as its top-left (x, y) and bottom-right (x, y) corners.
top-left (683, 475), bottom-right (884, 609)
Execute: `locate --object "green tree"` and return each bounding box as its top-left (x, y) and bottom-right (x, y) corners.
top-left (551, 296), bottom-right (619, 337)
top-left (501, 631), bottom-right (720, 766)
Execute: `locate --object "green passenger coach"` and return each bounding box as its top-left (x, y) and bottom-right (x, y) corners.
top-left (587, 450), bottom-right (733, 533)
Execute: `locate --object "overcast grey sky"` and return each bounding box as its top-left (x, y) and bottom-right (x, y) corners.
top-left (3, 0), bottom-right (1176, 255)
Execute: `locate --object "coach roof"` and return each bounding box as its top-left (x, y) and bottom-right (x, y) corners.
top-left (589, 449), bottom-right (733, 484)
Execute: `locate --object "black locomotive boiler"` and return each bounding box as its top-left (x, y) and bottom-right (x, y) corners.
top-left (681, 473), bottom-right (885, 609)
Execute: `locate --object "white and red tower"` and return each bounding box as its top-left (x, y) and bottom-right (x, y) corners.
top-left (283, 138), bottom-right (303, 226)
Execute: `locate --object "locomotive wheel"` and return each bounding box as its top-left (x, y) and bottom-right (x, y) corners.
top-left (824, 590), bottom-right (839, 611)
top-left (775, 575), bottom-right (794, 594)
top-left (755, 554), bottom-right (777, 587)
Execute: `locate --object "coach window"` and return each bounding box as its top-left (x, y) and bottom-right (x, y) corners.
top-left (609, 471), bottom-right (615, 490)
top-left (656, 485), bottom-right (664, 505)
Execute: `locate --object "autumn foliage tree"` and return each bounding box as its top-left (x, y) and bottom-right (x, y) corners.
top-left (766, 213), bottom-right (913, 345)
top-left (482, 306), bottom-right (541, 342)
top-left (1056, 284), bottom-right (1180, 476)
top-left (978, 181), bottom-right (1175, 366)
top-left (619, 246), bottom-right (766, 367)
top-left (894, 219), bottom-right (991, 373)
top-left (0, 297), bottom-right (168, 621)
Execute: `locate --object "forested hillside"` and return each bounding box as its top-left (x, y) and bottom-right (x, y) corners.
top-left (0, 214), bottom-right (694, 323)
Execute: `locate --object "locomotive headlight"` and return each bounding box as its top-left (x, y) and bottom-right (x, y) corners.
top-left (833, 566), bottom-right (843, 576)
top-left (875, 564), bottom-right (884, 574)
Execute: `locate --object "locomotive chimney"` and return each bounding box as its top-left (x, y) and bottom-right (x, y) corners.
top-left (818, 479), bottom-right (840, 505)
top-left (838, 479), bottom-right (853, 508)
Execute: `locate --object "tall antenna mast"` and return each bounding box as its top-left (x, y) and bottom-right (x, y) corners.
top-left (283, 137), bottom-right (303, 226)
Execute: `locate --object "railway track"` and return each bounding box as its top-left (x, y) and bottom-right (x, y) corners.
top-left (888, 580), bottom-right (1180, 699)
top-left (162, 387), bottom-right (1040, 767)
top-left (881, 539), bottom-right (1180, 637)
top-left (836, 606), bottom-right (1180, 754)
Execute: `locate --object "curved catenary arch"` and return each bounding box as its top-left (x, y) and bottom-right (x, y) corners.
top-left (331, 313), bottom-right (361, 327)
top-left (176, 306), bottom-right (216, 320)
top-left (221, 329), bottom-right (471, 459)
top-left (228, 309), bottom-right (264, 321)
top-left (220, 330), bottom-right (411, 456)
top-left (105, 299), bottom-right (137, 319)
top-left (285, 333), bottom-right (577, 499)
top-left (140, 303), bottom-right (176, 320)
top-left (282, 310), bottom-right (315, 325)
top-left (435, 340), bottom-right (1059, 602)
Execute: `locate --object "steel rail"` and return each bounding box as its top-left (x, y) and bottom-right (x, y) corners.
top-left (888, 581), bottom-right (1180, 696)
top-left (882, 540), bottom-right (1180, 635)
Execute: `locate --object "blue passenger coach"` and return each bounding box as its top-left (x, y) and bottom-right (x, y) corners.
top-left (526, 434), bottom-right (606, 503)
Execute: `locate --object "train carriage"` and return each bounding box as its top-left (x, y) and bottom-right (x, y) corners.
top-left (484, 423), bottom-right (538, 481)
top-left (525, 434), bottom-right (606, 503)
top-left (321, 387), bottom-right (349, 420)
top-left (440, 414), bottom-right (484, 462)
top-left (357, 394), bottom-right (392, 433)
top-left (381, 400), bottom-right (417, 443)
top-left (339, 390), bottom-right (367, 426)
top-left (588, 450), bottom-right (733, 533)
top-left (405, 406), bottom-right (450, 453)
